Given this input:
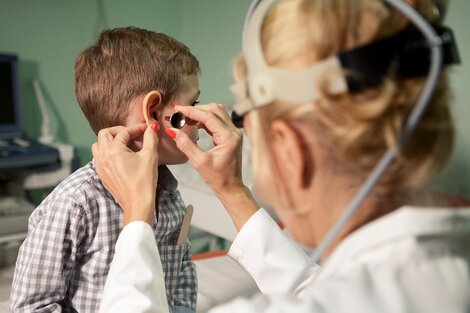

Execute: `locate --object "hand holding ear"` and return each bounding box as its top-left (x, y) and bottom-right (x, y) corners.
top-left (92, 123), bottom-right (159, 225)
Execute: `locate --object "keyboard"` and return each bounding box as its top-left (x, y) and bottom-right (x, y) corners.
top-left (0, 137), bottom-right (60, 171)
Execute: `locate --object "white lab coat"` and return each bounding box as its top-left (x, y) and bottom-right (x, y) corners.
top-left (99, 206), bottom-right (470, 313)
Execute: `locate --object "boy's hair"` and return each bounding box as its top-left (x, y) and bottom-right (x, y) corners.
top-left (75, 26), bottom-right (200, 134)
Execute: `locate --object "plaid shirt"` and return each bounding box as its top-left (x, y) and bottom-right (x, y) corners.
top-left (10, 162), bottom-right (197, 313)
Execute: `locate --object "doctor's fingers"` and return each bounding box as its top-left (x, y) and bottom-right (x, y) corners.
top-left (168, 129), bottom-right (206, 168)
top-left (170, 124), bottom-right (238, 177)
top-left (100, 123), bottom-right (147, 139)
top-left (91, 142), bottom-right (99, 160)
top-left (91, 142), bottom-right (126, 209)
top-left (91, 142), bottom-right (109, 187)
top-left (140, 126), bottom-right (159, 162)
top-left (95, 127), bottom-right (120, 150)
top-left (174, 104), bottom-right (240, 145)
top-left (95, 125), bottom-right (127, 153)
top-left (196, 103), bottom-right (236, 136)
top-left (196, 103), bottom-right (231, 122)
top-left (96, 124), bottom-right (137, 147)
top-left (175, 103), bottom-right (231, 126)
top-left (112, 124), bottom-right (148, 147)
top-left (93, 125), bottom-right (142, 168)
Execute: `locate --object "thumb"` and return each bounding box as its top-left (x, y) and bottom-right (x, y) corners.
top-left (141, 124), bottom-right (159, 154)
top-left (167, 128), bottom-right (206, 166)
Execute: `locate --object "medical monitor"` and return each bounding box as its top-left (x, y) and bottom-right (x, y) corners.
top-left (0, 53), bottom-right (22, 138)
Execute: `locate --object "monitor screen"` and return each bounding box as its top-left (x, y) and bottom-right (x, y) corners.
top-left (0, 53), bottom-right (21, 138)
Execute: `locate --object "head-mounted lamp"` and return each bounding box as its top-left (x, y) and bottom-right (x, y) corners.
top-left (230, 0), bottom-right (460, 128)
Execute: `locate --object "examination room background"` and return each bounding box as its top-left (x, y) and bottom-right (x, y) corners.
top-left (0, 0), bottom-right (468, 198)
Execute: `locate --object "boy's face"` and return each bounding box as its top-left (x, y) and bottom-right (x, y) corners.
top-left (157, 74), bottom-right (200, 165)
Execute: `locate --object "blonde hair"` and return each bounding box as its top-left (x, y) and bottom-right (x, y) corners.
top-left (75, 27), bottom-right (200, 134)
top-left (234, 0), bottom-right (454, 199)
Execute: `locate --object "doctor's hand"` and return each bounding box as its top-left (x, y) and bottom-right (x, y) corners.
top-left (92, 123), bottom-right (159, 226)
top-left (167, 104), bottom-right (259, 230)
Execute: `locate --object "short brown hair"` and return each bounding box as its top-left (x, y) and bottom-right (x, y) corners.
top-left (75, 27), bottom-right (200, 134)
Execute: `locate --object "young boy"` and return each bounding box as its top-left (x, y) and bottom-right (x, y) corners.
top-left (11, 27), bottom-right (200, 313)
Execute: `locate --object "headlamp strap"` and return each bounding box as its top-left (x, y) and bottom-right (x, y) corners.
top-left (340, 25), bottom-right (461, 92)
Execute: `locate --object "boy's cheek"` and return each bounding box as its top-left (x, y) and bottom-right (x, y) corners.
top-left (157, 127), bottom-right (198, 165)
top-left (157, 146), bottom-right (189, 165)
top-left (156, 136), bottom-right (185, 164)
top-left (157, 136), bottom-right (172, 156)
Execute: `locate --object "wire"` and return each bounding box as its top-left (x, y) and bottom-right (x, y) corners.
top-left (244, 0), bottom-right (262, 32)
top-left (288, 0), bottom-right (443, 294)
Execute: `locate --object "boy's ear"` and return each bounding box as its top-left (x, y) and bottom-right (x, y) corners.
top-left (142, 90), bottom-right (163, 125)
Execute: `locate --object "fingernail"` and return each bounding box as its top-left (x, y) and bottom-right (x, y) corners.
top-left (165, 128), bottom-right (176, 139)
top-left (150, 123), bottom-right (159, 132)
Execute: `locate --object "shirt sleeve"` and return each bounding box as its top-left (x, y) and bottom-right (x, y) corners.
top-left (228, 208), bottom-right (318, 296)
top-left (99, 221), bottom-right (170, 313)
top-left (10, 198), bottom-right (86, 313)
top-left (173, 240), bottom-right (197, 312)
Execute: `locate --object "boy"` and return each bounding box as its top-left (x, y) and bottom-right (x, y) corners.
top-left (11, 27), bottom-right (200, 313)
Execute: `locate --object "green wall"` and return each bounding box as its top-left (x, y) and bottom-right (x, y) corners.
top-left (0, 0), bottom-right (468, 196)
top-left (179, 0), bottom-right (252, 105)
top-left (0, 0), bottom-right (183, 164)
top-left (434, 0), bottom-right (470, 196)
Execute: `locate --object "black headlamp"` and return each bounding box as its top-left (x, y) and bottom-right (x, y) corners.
top-left (231, 25), bottom-right (460, 128)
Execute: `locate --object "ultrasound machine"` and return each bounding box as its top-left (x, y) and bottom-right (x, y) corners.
top-left (0, 53), bottom-right (60, 171)
top-left (0, 53), bottom-right (60, 241)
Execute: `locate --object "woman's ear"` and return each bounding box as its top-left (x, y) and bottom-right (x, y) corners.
top-left (271, 120), bottom-right (314, 191)
top-left (142, 91), bottom-right (163, 125)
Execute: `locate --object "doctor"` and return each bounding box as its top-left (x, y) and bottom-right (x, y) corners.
top-left (92, 0), bottom-right (470, 312)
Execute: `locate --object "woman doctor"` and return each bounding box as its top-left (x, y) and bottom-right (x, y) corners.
top-left (92, 0), bottom-right (470, 312)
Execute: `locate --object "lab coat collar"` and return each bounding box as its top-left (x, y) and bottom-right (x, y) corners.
top-left (316, 206), bottom-right (470, 281)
